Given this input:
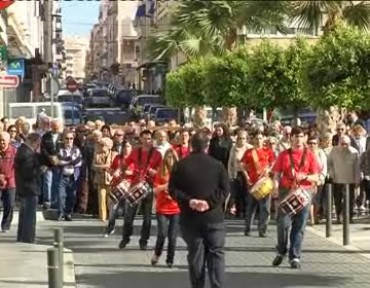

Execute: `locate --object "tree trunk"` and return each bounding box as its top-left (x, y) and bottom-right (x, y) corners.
top-left (192, 106), bottom-right (207, 129)
top-left (222, 107), bottom-right (238, 128)
top-left (316, 107), bottom-right (347, 138)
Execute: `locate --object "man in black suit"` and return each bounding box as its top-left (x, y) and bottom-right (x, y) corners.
top-left (15, 133), bottom-right (42, 243)
top-left (40, 120), bottom-right (63, 208)
top-left (169, 132), bottom-right (230, 288)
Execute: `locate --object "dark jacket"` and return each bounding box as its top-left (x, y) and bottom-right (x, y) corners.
top-left (15, 144), bottom-right (41, 197)
top-left (169, 152), bottom-right (230, 225)
top-left (208, 136), bottom-right (233, 168)
top-left (40, 131), bottom-right (63, 167)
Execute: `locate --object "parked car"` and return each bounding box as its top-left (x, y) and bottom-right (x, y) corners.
top-left (114, 89), bottom-right (136, 109)
top-left (147, 104), bottom-right (165, 120)
top-left (154, 108), bottom-right (183, 124)
top-left (86, 89), bottom-right (112, 107)
top-left (130, 95), bottom-right (161, 117)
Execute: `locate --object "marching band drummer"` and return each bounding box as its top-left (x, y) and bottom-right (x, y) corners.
top-left (104, 140), bottom-right (134, 237)
top-left (241, 130), bottom-right (275, 237)
top-left (119, 130), bottom-right (162, 251)
top-left (272, 127), bottom-right (320, 269)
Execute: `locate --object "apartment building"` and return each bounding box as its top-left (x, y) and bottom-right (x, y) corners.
top-left (64, 36), bottom-right (89, 80)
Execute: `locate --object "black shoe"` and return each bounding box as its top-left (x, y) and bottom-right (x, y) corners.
top-left (166, 262), bottom-right (173, 268)
top-left (259, 232), bottom-right (267, 238)
top-left (64, 215), bottom-right (73, 221)
top-left (151, 255), bottom-right (159, 266)
top-left (244, 230), bottom-right (251, 237)
top-left (119, 239), bottom-right (130, 249)
top-left (56, 215), bottom-right (64, 221)
top-left (290, 259), bottom-right (301, 269)
top-left (272, 254), bottom-right (284, 267)
top-left (139, 243), bottom-right (148, 251)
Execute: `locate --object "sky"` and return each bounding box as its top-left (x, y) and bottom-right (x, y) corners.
top-left (62, 1), bottom-right (101, 37)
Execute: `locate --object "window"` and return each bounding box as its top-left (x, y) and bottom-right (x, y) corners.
top-left (9, 107), bottom-right (34, 119)
top-left (37, 105), bottom-right (58, 116)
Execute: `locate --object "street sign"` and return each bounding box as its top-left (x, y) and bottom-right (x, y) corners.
top-left (7, 58), bottom-right (25, 78)
top-left (66, 79), bottom-right (78, 93)
top-left (0, 75), bottom-right (19, 88)
top-left (46, 76), bottom-right (60, 96)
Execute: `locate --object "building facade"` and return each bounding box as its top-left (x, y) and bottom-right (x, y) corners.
top-left (64, 36), bottom-right (89, 80)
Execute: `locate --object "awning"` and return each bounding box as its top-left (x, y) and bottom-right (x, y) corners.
top-left (7, 12), bottom-right (32, 58)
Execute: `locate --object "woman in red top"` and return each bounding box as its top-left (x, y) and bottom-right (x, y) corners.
top-left (151, 148), bottom-right (180, 268)
top-left (172, 128), bottom-right (191, 159)
top-left (104, 140), bottom-right (133, 237)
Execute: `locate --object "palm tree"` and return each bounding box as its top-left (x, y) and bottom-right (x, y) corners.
top-left (292, 1), bottom-right (370, 35)
top-left (292, 1), bottom-right (370, 135)
top-left (148, 1), bottom-right (291, 127)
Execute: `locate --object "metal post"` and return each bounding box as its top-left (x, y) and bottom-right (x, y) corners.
top-left (50, 74), bottom-right (54, 118)
top-left (47, 248), bottom-right (62, 288)
top-left (343, 184), bottom-right (350, 246)
top-left (53, 228), bottom-right (64, 283)
top-left (326, 183), bottom-right (332, 238)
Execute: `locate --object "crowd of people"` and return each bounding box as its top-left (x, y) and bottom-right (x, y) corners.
top-left (0, 111), bottom-right (369, 288)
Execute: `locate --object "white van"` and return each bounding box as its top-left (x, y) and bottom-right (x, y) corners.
top-left (8, 102), bottom-right (64, 125)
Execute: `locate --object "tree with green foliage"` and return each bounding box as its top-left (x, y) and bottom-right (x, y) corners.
top-left (246, 41), bottom-right (289, 110)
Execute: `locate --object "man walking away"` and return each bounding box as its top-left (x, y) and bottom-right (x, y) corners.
top-left (169, 132), bottom-right (230, 288)
top-left (15, 133), bottom-right (42, 243)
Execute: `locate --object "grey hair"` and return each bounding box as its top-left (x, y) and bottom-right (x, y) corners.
top-left (0, 131), bottom-right (10, 142)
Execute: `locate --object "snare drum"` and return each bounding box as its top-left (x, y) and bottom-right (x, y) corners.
top-left (250, 176), bottom-right (274, 200)
top-left (279, 188), bottom-right (311, 217)
top-left (109, 179), bottom-right (131, 204)
top-left (126, 180), bottom-right (152, 206)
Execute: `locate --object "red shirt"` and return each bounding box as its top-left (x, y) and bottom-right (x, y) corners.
top-left (154, 172), bottom-right (180, 215)
top-left (111, 154), bottom-right (134, 184)
top-left (172, 144), bottom-right (190, 159)
top-left (242, 147), bottom-right (275, 184)
top-left (124, 147), bottom-right (162, 184)
top-left (0, 145), bottom-right (17, 188)
top-left (273, 148), bottom-right (320, 189)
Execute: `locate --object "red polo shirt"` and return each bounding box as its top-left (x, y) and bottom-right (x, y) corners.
top-left (242, 147), bottom-right (275, 185)
top-left (124, 147), bottom-right (162, 184)
top-left (172, 144), bottom-right (190, 159)
top-left (154, 172), bottom-right (180, 215)
top-left (273, 148), bottom-right (320, 189)
top-left (0, 145), bottom-right (17, 189)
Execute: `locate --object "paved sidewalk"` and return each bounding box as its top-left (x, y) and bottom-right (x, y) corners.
top-left (0, 231), bottom-right (76, 288)
top-left (33, 218), bottom-right (370, 288)
top-left (308, 218), bottom-right (370, 258)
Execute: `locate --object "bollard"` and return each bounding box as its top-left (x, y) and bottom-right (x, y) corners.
top-left (325, 183), bottom-right (332, 238)
top-left (53, 228), bottom-right (64, 284)
top-left (343, 184), bottom-right (350, 246)
top-left (47, 248), bottom-right (62, 288)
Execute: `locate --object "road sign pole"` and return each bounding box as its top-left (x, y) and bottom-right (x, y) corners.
top-left (50, 73), bottom-right (54, 118)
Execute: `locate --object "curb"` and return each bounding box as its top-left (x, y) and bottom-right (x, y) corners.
top-left (11, 211), bottom-right (45, 226)
top-left (64, 248), bottom-right (76, 287)
top-left (306, 226), bottom-right (370, 260)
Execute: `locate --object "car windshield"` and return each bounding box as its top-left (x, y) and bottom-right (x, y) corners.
top-left (92, 90), bottom-right (109, 97)
top-left (156, 109), bottom-right (178, 119)
top-left (137, 97), bottom-right (161, 106)
top-left (58, 95), bottom-right (82, 103)
top-left (149, 106), bottom-right (163, 114)
top-left (9, 107), bottom-right (34, 119)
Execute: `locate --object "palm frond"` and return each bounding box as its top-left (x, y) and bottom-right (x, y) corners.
top-left (343, 1), bottom-right (370, 31)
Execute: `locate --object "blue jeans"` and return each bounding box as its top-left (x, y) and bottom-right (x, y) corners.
top-left (57, 175), bottom-right (78, 217)
top-left (0, 187), bottom-right (15, 231)
top-left (276, 201), bottom-right (309, 261)
top-left (245, 192), bottom-right (270, 234)
top-left (154, 213), bottom-right (179, 263)
top-left (42, 167), bottom-right (60, 206)
top-left (17, 195), bottom-right (38, 243)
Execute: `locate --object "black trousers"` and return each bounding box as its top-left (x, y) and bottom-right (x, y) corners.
top-left (181, 221), bottom-right (226, 288)
top-left (333, 183), bottom-right (355, 220)
top-left (122, 193), bottom-right (153, 245)
top-left (17, 195), bottom-right (38, 243)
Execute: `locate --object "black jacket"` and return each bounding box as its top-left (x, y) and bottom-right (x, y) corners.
top-left (15, 144), bottom-right (41, 197)
top-left (40, 131), bottom-right (63, 167)
top-left (208, 136), bottom-right (233, 168)
top-left (169, 152), bottom-right (230, 225)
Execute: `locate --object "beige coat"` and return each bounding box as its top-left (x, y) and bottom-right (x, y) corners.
top-left (93, 150), bottom-right (118, 185)
top-left (328, 146), bottom-right (361, 184)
